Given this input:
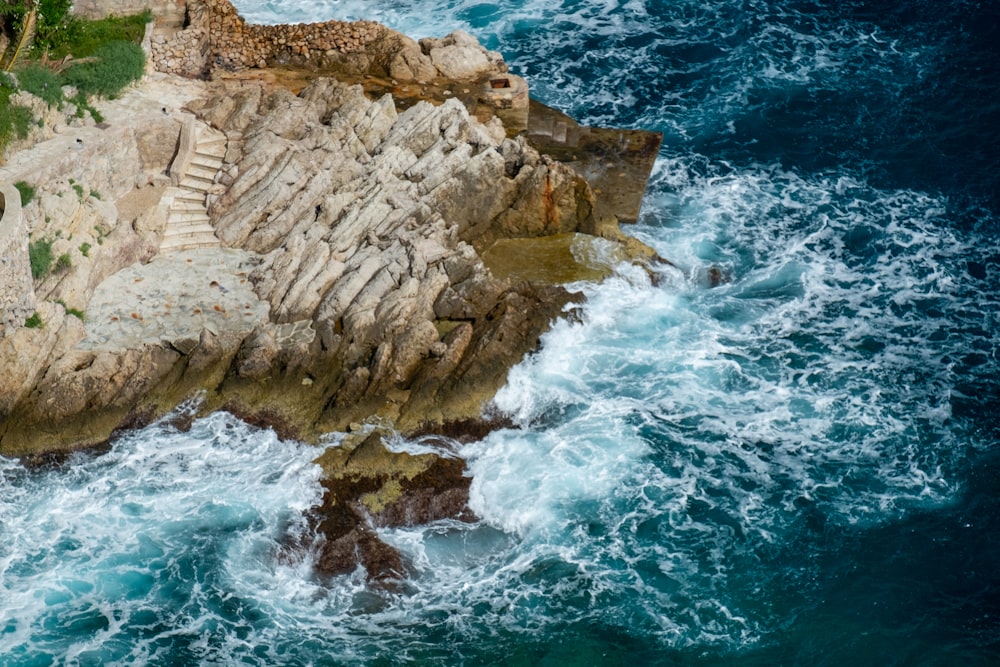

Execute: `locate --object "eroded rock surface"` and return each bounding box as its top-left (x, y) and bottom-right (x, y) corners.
top-left (0, 22), bottom-right (663, 579)
top-left (0, 71), bottom-right (637, 455)
top-left (310, 430), bottom-right (473, 582)
top-left (188, 77), bottom-right (596, 435)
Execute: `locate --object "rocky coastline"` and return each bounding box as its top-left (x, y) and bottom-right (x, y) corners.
top-left (0, 0), bottom-right (662, 581)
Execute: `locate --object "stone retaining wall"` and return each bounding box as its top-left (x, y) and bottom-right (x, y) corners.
top-left (0, 184), bottom-right (35, 337)
top-left (149, 0), bottom-right (393, 78)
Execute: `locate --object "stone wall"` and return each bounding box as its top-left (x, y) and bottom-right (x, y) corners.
top-left (149, 0), bottom-right (397, 78)
top-left (0, 183), bottom-right (35, 337)
top-left (148, 0), bottom-right (509, 84)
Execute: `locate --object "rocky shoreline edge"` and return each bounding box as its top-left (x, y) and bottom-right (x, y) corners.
top-left (0, 0), bottom-right (664, 582)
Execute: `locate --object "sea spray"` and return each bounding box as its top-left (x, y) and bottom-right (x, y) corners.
top-left (2, 0), bottom-right (997, 662)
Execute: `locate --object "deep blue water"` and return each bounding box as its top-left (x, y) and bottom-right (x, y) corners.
top-left (2, 0), bottom-right (999, 664)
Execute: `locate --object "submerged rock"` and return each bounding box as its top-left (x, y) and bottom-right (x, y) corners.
top-left (311, 430), bottom-right (473, 582)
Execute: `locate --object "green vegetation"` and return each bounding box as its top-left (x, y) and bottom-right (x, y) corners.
top-left (89, 189), bottom-right (100, 200)
top-left (41, 10), bottom-right (150, 59)
top-left (16, 64), bottom-right (61, 106)
top-left (79, 241), bottom-right (91, 257)
top-left (55, 252), bottom-right (71, 271)
top-left (71, 182), bottom-right (83, 200)
top-left (0, 75), bottom-right (32, 149)
top-left (24, 311), bottom-right (43, 328)
top-left (62, 41), bottom-right (145, 99)
top-left (55, 299), bottom-right (84, 320)
top-left (0, 7), bottom-right (149, 153)
top-left (13, 179), bottom-right (34, 205)
top-left (28, 237), bottom-right (53, 279)
top-left (32, 0), bottom-right (74, 54)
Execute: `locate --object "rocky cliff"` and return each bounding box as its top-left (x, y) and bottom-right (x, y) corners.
top-left (0, 3), bottom-right (663, 581)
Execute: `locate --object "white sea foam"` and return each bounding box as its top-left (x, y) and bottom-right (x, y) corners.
top-left (4, 0), bottom-right (997, 661)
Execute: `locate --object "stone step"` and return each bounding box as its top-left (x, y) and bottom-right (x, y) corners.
top-left (160, 224), bottom-right (219, 240)
top-left (167, 211), bottom-right (211, 224)
top-left (172, 190), bottom-right (206, 203)
top-left (163, 226), bottom-right (216, 241)
top-left (169, 198), bottom-right (207, 212)
top-left (196, 135), bottom-right (227, 153)
top-left (190, 154), bottom-right (224, 170)
top-left (196, 145), bottom-right (227, 161)
top-left (179, 174), bottom-right (215, 192)
top-left (186, 163), bottom-right (219, 181)
top-left (159, 235), bottom-right (221, 252)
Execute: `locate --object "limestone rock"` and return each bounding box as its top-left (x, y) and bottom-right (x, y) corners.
top-left (419, 30), bottom-right (507, 80)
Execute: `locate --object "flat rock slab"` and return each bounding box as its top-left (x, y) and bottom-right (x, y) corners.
top-left (79, 248), bottom-right (269, 351)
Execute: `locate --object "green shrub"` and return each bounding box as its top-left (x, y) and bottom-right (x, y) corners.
top-left (43, 10), bottom-right (151, 59)
top-left (79, 241), bottom-right (91, 257)
top-left (14, 180), bottom-right (34, 205)
top-left (15, 65), bottom-right (63, 107)
top-left (0, 97), bottom-right (33, 153)
top-left (24, 312), bottom-right (43, 328)
top-left (28, 238), bottom-right (54, 279)
top-left (89, 189), bottom-right (100, 200)
top-left (71, 183), bottom-right (83, 200)
top-left (61, 41), bottom-right (145, 99)
top-left (55, 252), bottom-right (72, 271)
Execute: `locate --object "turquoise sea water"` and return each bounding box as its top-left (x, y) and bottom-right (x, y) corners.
top-left (3, 0), bottom-right (999, 664)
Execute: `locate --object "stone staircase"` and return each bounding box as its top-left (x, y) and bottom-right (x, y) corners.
top-left (159, 123), bottom-right (227, 253)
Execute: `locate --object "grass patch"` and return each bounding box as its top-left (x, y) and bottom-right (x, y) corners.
top-left (40, 10), bottom-right (151, 60)
top-left (55, 252), bottom-right (72, 271)
top-left (72, 183), bottom-right (84, 200)
top-left (0, 9), bottom-right (148, 153)
top-left (79, 241), bottom-right (91, 257)
top-left (89, 189), bottom-right (101, 200)
top-left (28, 237), bottom-right (54, 279)
top-left (61, 41), bottom-right (145, 100)
top-left (24, 312), bottom-right (43, 328)
top-left (14, 180), bottom-right (35, 205)
top-left (16, 65), bottom-right (62, 107)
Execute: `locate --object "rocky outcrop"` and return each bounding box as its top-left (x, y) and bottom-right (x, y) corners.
top-left (0, 69), bottom-right (652, 456)
top-left (0, 12), bottom-right (664, 581)
top-left (190, 76), bottom-right (593, 434)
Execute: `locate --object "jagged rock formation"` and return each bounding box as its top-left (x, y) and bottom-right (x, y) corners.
top-left (0, 8), bottom-right (664, 579)
top-left (0, 70), bottom-right (654, 457)
top-left (190, 76), bottom-right (595, 435)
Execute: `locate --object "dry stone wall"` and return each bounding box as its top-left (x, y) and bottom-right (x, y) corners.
top-left (0, 184), bottom-right (35, 337)
top-left (149, 0), bottom-right (392, 77)
top-left (148, 0), bottom-right (507, 84)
